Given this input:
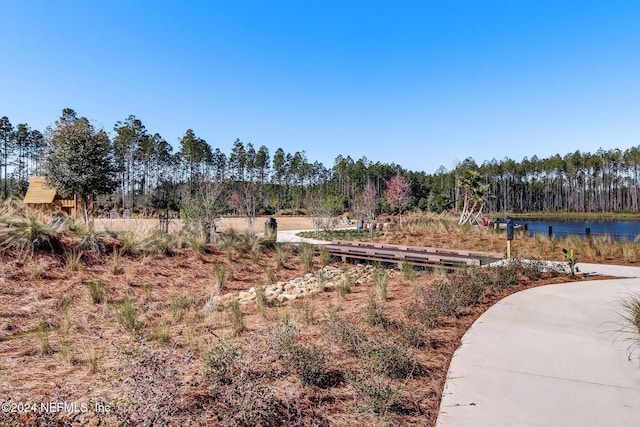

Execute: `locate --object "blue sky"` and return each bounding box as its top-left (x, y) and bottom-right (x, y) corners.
top-left (1, 1), bottom-right (639, 174)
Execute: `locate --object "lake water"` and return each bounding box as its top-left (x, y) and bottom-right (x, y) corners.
top-left (517, 219), bottom-right (640, 241)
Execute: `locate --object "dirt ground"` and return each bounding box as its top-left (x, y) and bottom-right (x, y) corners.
top-left (94, 215), bottom-right (320, 233)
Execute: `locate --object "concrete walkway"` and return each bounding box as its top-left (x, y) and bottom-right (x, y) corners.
top-left (437, 263), bottom-right (640, 427)
top-left (272, 229), bottom-right (332, 245)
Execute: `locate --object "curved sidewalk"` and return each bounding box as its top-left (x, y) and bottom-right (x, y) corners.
top-left (437, 263), bottom-right (640, 427)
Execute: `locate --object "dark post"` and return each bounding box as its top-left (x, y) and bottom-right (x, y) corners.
top-left (548, 226), bottom-right (553, 238)
top-left (265, 217), bottom-right (277, 240)
top-left (506, 219), bottom-right (514, 241)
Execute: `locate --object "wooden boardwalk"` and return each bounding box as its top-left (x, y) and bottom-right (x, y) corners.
top-left (323, 241), bottom-right (503, 270)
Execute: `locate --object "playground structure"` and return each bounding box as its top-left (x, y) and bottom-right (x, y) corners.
top-left (22, 176), bottom-right (91, 220)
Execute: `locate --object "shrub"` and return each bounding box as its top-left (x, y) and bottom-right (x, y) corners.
top-left (76, 223), bottom-right (106, 253)
top-left (362, 343), bottom-right (414, 379)
top-left (290, 344), bottom-right (330, 387)
top-left (213, 262), bottom-right (229, 291)
top-left (36, 318), bottom-right (52, 355)
top-left (0, 216), bottom-right (58, 254)
top-left (319, 245), bottom-right (332, 267)
top-left (190, 234), bottom-right (207, 257)
top-left (116, 295), bottom-right (139, 334)
top-left (402, 260), bottom-right (416, 282)
top-left (65, 249), bottom-right (83, 271)
top-left (298, 243), bottom-right (315, 273)
top-left (619, 294), bottom-right (640, 363)
top-left (227, 295), bottom-right (244, 334)
top-left (348, 371), bottom-right (399, 415)
top-left (203, 339), bottom-right (241, 385)
top-left (364, 291), bottom-right (386, 326)
top-left (275, 244), bottom-right (289, 267)
top-left (106, 345), bottom-right (189, 425)
top-left (86, 278), bottom-right (106, 304)
top-left (562, 248), bottom-right (580, 278)
top-left (269, 323), bottom-right (330, 387)
top-left (255, 284), bottom-right (267, 317)
top-left (326, 312), bottom-right (367, 356)
top-left (372, 266), bottom-right (388, 301)
top-left (490, 261), bottom-right (520, 291)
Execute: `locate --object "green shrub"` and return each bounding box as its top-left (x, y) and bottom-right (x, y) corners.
top-left (76, 223), bottom-right (106, 253)
top-left (290, 344), bottom-right (330, 387)
top-left (65, 249), bottom-right (83, 271)
top-left (275, 244), bottom-right (289, 267)
top-left (203, 340), bottom-right (240, 385)
top-left (364, 291), bottom-right (386, 326)
top-left (402, 260), bottom-right (416, 282)
top-left (348, 372), bottom-right (399, 415)
top-left (116, 295), bottom-right (139, 334)
top-left (372, 266), bottom-right (388, 301)
top-left (190, 234), bottom-right (207, 257)
top-left (86, 278), bottom-right (106, 304)
top-left (36, 318), bottom-right (52, 355)
top-left (562, 248), bottom-right (580, 278)
top-left (269, 323), bottom-right (330, 387)
top-left (326, 312), bottom-right (366, 356)
top-left (0, 216), bottom-right (57, 254)
top-left (298, 243), bottom-right (315, 273)
top-left (227, 295), bottom-right (244, 334)
top-left (620, 294), bottom-right (640, 362)
top-left (319, 245), bottom-right (333, 267)
top-left (362, 343), bottom-right (414, 379)
top-left (255, 284), bottom-right (267, 317)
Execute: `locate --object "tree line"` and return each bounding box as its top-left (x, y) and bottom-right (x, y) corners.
top-left (1, 109), bottom-right (639, 222)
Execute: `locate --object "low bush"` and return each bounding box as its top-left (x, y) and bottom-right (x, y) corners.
top-left (348, 371), bottom-right (399, 415)
top-left (86, 278), bottom-right (106, 304)
top-left (0, 216), bottom-right (58, 254)
top-left (362, 342), bottom-right (415, 379)
top-left (227, 295), bottom-right (245, 334)
top-left (297, 243), bottom-right (315, 273)
top-left (269, 323), bottom-right (330, 387)
top-left (116, 295), bottom-right (139, 334)
top-left (326, 312), bottom-right (367, 356)
top-left (203, 339), bottom-right (241, 386)
top-left (76, 223), bottom-right (106, 253)
top-left (619, 294), bottom-right (640, 363)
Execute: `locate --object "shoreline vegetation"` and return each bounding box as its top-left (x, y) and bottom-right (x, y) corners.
top-left (493, 211), bottom-right (640, 221)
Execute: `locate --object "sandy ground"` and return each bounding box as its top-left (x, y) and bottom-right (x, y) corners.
top-left (94, 215), bottom-right (319, 233)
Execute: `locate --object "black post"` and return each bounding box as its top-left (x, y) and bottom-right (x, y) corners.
top-left (585, 227), bottom-right (591, 239)
top-left (548, 226), bottom-right (553, 237)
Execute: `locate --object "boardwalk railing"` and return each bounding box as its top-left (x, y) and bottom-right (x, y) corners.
top-left (322, 241), bottom-right (503, 270)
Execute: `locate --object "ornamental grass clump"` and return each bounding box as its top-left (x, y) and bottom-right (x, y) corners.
top-left (619, 294), bottom-right (640, 363)
top-left (116, 295), bottom-right (140, 334)
top-left (227, 295), bottom-right (245, 335)
top-left (298, 243), bottom-right (315, 273)
top-left (0, 215), bottom-right (58, 254)
top-left (372, 266), bottom-right (388, 301)
top-left (86, 278), bottom-right (106, 304)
